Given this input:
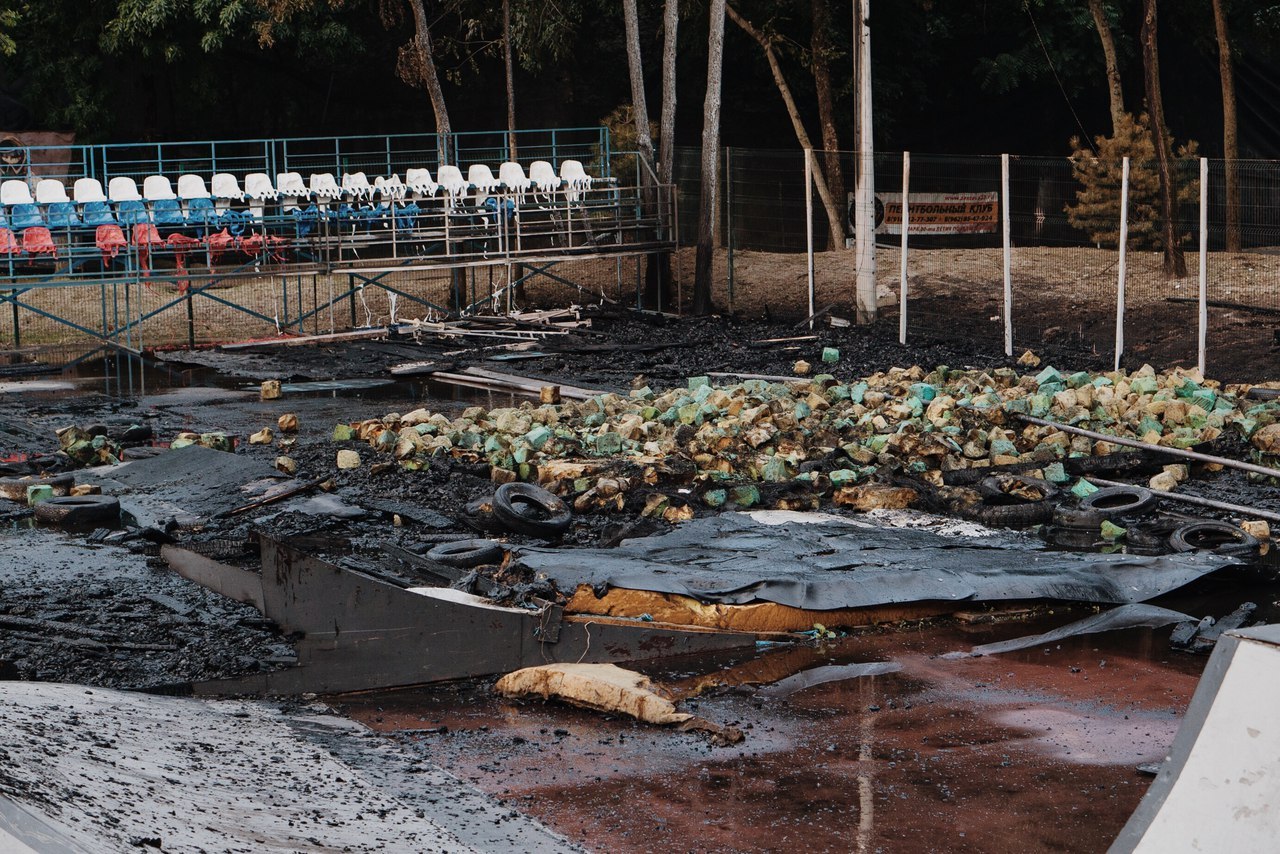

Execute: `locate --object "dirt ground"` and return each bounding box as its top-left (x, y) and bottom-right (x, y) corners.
top-left (6, 243), bottom-right (1278, 383)
top-left (669, 245), bottom-right (1280, 383)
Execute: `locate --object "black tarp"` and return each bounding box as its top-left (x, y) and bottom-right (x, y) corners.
top-left (512, 512), bottom-right (1237, 611)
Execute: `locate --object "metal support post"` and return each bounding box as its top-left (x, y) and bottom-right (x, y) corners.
top-left (899, 152), bottom-right (910, 345)
top-left (804, 148), bottom-right (815, 329)
top-left (1001, 152), bottom-right (1013, 356)
top-left (1115, 156), bottom-right (1130, 371)
top-left (1198, 157), bottom-right (1208, 376)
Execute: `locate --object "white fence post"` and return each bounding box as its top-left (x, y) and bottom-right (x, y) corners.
top-left (1115, 156), bottom-right (1130, 372)
top-left (899, 151), bottom-right (910, 345)
top-left (1198, 156), bottom-right (1209, 377)
top-left (1001, 153), bottom-right (1012, 356)
top-left (804, 148), bottom-right (815, 329)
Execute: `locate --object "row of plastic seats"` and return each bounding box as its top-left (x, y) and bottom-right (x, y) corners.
top-left (0, 158), bottom-right (601, 241)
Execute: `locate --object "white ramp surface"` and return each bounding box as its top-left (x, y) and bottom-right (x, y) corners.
top-left (0, 682), bottom-right (574, 853)
top-left (1113, 624), bottom-right (1280, 852)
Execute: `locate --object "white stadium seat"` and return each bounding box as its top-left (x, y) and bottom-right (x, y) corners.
top-left (435, 165), bottom-right (468, 199)
top-left (34, 179), bottom-right (70, 204)
top-left (404, 168), bottom-right (437, 198)
top-left (142, 175), bottom-right (178, 202)
top-left (528, 161), bottom-right (561, 194)
top-left (176, 174), bottom-right (211, 200)
top-left (309, 173), bottom-right (343, 201)
top-left (73, 178), bottom-right (108, 204)
top-left (107, 177), bottom-right (143, 202)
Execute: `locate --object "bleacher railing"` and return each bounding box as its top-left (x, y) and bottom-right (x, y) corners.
top-left (3, 127), bottom-right (612, 188)
top-left (0, 162), bottom-right (675, 357)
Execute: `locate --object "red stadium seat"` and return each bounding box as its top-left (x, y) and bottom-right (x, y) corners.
top-left (133, 223), bottom-right (164, 276)
top-left (166, 233), bottom-right (201, 290)
top-left (0, 228), bottom-right (20, 255)
top-left (95, 224), bottom-right (127, 267)
top-left (21, 227), bottom-right (56, 257)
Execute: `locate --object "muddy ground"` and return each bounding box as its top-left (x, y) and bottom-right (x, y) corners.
top-left (2, 309), bottom-right (1280, 851)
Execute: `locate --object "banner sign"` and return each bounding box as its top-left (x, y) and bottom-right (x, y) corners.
top-left (871, 191), bottom-right (999, 235)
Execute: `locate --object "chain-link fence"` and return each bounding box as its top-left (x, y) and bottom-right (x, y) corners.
top-left (671, 145), bottom-right (1280, 378)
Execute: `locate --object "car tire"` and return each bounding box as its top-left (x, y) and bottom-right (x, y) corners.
top-left (33, 495), bottom-right (120, 526)
top-left (1078, 485), bottom-right (1157, 518)
top-left (492, 482), bottom-right (572, 537)
top-left (1169, 521), bottom-right (1259, 555)
top-left (427, 538), bottom-right (505, 568)
top-left (0, 473), bottom-right (74, 502)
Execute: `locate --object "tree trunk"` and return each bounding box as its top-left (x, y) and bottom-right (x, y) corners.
top-left (694, 0), bottom-right (726, 316)
top-left (658, 0), bottom-right (678, 187)
top-left (726, 4), bottom-right (844, 250)
top-left (1087, 0), bottom-right (1125, 135)
top-left (1211, 0), bottom-right (1241, 252)
top-left (624, 0), bottom-right (667, 309)
top-left (623, 0), bottom-right (655, 178)
top-left (406, 0), bottom-right (452, 165)
top-left (1140, 0), bottom-right (1185, 278)
top-left (810, 0), bottom-right (844, 249)
top-left (503, 0), bottom-right (516, 160)
top-left (652, 0), bottom-right (678, 310)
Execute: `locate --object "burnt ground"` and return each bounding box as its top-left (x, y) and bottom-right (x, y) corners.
top-left (2, 309), bottom-right (1280, 850)
top-left (3, 309), bottom-right (1279, 687)
top-left (152, 306), bottom-right (1112, 390)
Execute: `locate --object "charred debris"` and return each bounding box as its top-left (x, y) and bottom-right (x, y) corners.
top-left (3, 310), bottom-right (1280, 713)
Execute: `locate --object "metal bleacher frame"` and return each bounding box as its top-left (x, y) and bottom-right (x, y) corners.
top-left (0, 126), bottom-right (676, 361)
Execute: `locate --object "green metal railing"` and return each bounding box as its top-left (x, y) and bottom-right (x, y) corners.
top-left (5, 127), bottom-right (613, 188)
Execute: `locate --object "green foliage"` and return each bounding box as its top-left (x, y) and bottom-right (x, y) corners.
top-left (599, 103), bottom-right (658, 180)
top-left (1066, 113), bottom-right (1199, 249)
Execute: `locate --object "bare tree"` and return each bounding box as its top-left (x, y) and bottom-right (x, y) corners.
top-left (1211, 0), bottom-right (1241, 252)
top-left (810, 0), bottom-right (844, 246)
top-left (693, 0), bottom-right (727, 315)
top-left (658, 0), bottom-right (678, 188)
top-left (726, 3), bottom-right (843, 249)
top-left (623, 0), bottom-right (656, 179)
top-left (1139, 0), bottom-right (1185, 278)
top-left (1086, 0), bottom-right (1125, 135)
top-left (404, 0), bottom-right (453, 164)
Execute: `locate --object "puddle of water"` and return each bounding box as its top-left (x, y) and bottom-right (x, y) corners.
top-left (0, 350), bottom-right (531, 414)
top-left (333, 611), bottom-right (1221, 853)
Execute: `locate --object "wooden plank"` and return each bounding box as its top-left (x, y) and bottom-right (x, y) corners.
top-left (460, 366), bottom-right (609, 400)
top-left (389, 360), bottom-right (439, 377)
top-left (750, 335), bottom-right (819, 346)
top-left (221, 327), bottom-right (392, 350)
top-left (708, 370), bottom-right (803, 383)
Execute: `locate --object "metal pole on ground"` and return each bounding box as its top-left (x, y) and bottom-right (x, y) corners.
top-left (805, 148), bottom-right (816, 329)
top-left (853, 0), bottom-right (876, 323)
top-left (899, 151), bottom-right (910, 345)
top-left (1116, 156), bottom-right (1130, 372)
top-left (1198, 156), bottom-right (1209, 376)
top-left (1001, 152), bottom-right (1013, 356)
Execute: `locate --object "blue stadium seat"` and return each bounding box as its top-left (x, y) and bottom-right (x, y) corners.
top-left (45, 201), bottom-right (81, 229)
top-left (114, 200), bottom-right (149, 227)
top-left (82, 201), bottom-right (116, 227)
top-left (152, 198), bottom-right (187, 234)
top-left (10, 203), bottom-right (46, 231)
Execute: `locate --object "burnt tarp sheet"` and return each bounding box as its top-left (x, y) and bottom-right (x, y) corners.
top-left (511, 512), bottom-right (1238, 610)
top-left (81, 445), bottom-right (287, 525)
